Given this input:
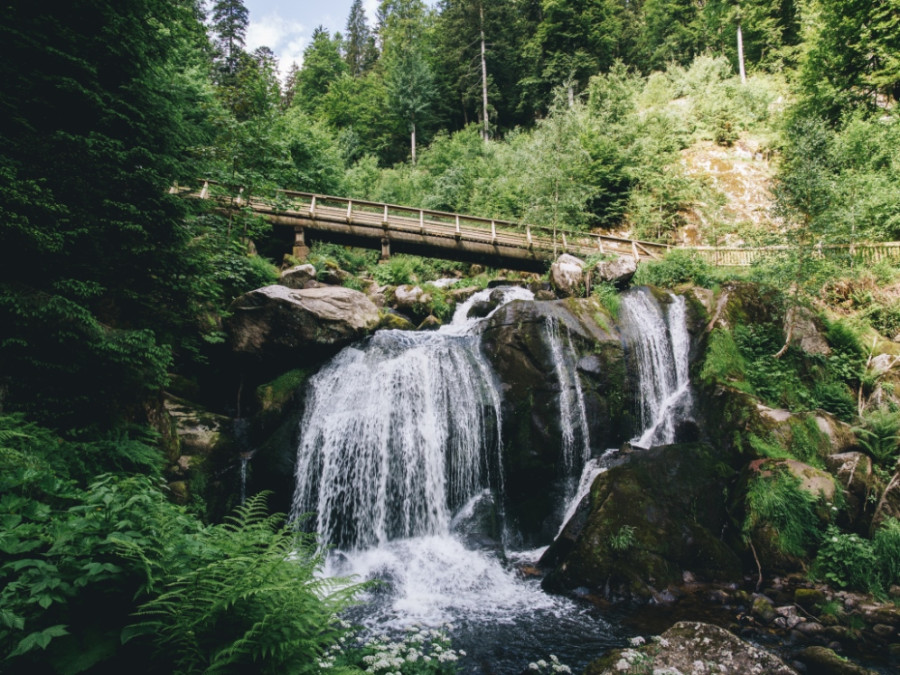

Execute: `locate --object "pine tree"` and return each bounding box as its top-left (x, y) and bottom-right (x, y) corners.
top-left (211, 0), bottom-right (250, 77)
top-left (345, 0), bottom-right (377, 76)
top-left (295, 27), bottom-right (349, 113)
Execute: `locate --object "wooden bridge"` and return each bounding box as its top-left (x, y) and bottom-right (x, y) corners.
top-left (187, 181), bottom-right (670, 272)
top-left (183, 181), bottom-right (900, 270)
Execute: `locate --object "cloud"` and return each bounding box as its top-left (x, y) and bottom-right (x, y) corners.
top-left (246, 13), bottom-right (307, 78)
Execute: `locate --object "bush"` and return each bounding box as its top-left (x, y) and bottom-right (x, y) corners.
top-left (873, 518), bottom-right (900, 587)
top-left (744, 468), bottom-right (822, 558)
top-left (853, 407), bottom-right (900, 466)
top-left (813, 526), bottom-right (881, 595)
top-left (700, 329), bottom-right (747, 384)
top-left (632, 249), bottom-right (716, 288)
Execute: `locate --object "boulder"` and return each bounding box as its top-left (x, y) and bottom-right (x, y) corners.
top-left (780, 458), bottom-right (838, 502)
top-left (549, 254), bottom-right (585, 297)
top-left (787, 306), bottom-right (831, 356)
top-left (227, 285), bottom-right (380, 365)
top-left (585, 621), bottom-right (797, 675)
top-left (279, 263), bottom-right (317, 289)
top-left (393, 284), bottom-right (427, 311)
top-left (541, 443), bottom-right (743, 601)
top-left (592, 254), bottom-right (636, 287)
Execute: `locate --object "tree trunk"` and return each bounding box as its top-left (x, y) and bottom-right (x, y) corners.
top-left (737, 22), bottom-right (747, 84)
top-left (411, 120), bottom-right (417, 165)
top-left (480, 3), bottom-right (489, 142)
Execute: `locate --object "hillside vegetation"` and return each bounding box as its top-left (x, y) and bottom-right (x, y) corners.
top-left (1, 0), bottom-right (900, 672)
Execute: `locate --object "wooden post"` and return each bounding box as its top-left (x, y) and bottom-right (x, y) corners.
top-left (293, 227), bottom-right (310, 260)
top-left (632, 241), bottom-right (639, 259)
top-left (236, 187), bottom-right (244, 206)
top-left (597, 237), bottom-right (604, 254)
top-left (380, 237), bottom-right (391, 260)
top-left (383, 204), bottom-right (389, 225)
top-left (420, 210), bottom-right (425, 233)
top-left (491, 220), bottom-right (496, 244)
top-left (562, 232), bottom-right (568, 252)
top-left (526, 225), bottom-right (533, 247)
top-left (309, 195), bottom-right (317, 218)
top-left (346, 200), bottom-right (353, 223)
top-left (200, 181), bottom-right (209, 199)
top-left (455, 215), bottom-right (461, 236)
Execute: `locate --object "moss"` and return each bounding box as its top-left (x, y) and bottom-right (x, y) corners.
top-left (256, 369), bottom-right (309, 417)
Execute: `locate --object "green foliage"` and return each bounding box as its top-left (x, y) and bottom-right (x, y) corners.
top-left (633, 250), bottom-right (716, 288)
top-left (744, 468), bottom-right (822, 558)
top-left (374, 256), bottom-right (422, 287)
top-left (129, 493), bottom-right (361, 674)
top-left (813, 526), bottom-right (882, 596)
top-left (592, 282), bottom-right (621, 318)
top-left (873, 518), bottom-right (900, 587)
top-left (700, 329), bottom-right (747, 384)
top-left (853, 407), bottom-right (900, 467)
top-left (608, 525), bottom-right (637, 553)
top-left (309, 242), bottom-right (379, 277)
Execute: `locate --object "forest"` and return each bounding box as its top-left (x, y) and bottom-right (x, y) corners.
top-left (1, 0), bottom-right (900, 673)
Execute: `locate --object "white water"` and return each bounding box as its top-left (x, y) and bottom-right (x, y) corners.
top-left (619, 289), bottom-right (694, 448)
top-left (555, 449), bottom-right (619, 538)
top-left (544, 317), bottom-right (591, 479)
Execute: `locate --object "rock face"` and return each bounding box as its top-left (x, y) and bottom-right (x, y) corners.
top-left (480, 296), bottom-right (631, 543)
top-left (549, 254), bottom-right (585, 297)
top-left (540, 443), bottom-right (743, 600)
top-left (227, 285), bottom-right (380, 365)
top-left (592, 254), bottom-right (637, 286)
top-left (586, 622), bottom-right (798, 675)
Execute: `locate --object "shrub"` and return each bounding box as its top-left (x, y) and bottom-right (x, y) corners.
top-left (853, 407), bottom-right (900, 467)
top-left (744, 468), bottom-right (822, 558)
top-left (632, 249), bottom-right (715, 288)
top-left (873, 518), bottom-right (900, 587)
top-left (700, 329), bottom-right (747, 384)
top-left (813, 526), bottom-right (881, 595)
top-left (592, 282), bottom-right (621, 318)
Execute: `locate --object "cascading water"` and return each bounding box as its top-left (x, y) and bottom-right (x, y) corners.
top-left (289, 287), bottom-right (623, 670)
top-left (619, 288), bottom-right (694, 448)
top-left (544, 317), bottom-right (591, 479)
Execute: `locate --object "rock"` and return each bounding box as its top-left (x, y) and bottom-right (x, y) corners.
top-left (585, 621), bottom-right (797, 674)
top-left (780, 459), bottom-right (838, 502)
top-left (549, 253), bottom-right (585, 297)
top-left (366, 284), bottom-right (391, 308)
top-left (753, 595), bottom-right (777, 623)
top-left (279, 263), bottom-right (317, 289)
top-left (317, 266), bottom-right (349, 286)
top-left (795, 587), bottom-right (827, 610)
top-left (869, 353), bottom-right (894, 375)
top-left (377, 310), bottom-right (416, 331)
top-left (592, 254), bottom-right (636, 287)
top-left (541, 443), bottom-right (743, 601)
top-left (873, 624), bottom-right (894, 638)
top-left (534, 289), bottom-right (556, 301)
top-left (797, 646), bottom-right (877, 675)
top-left (795, 621), bottom-right (825, 636)
top-left (466, 289), bottom-right (507, 320)
top-left (393, 284), bottom-right (427, 311)
top-left (787, 306), bottom-right (831, 356)
top-left (448, 286), bottom-right (479, 303)
top-left (227, 285), bottom-right (380, 365)
top-left (417, 315), bottom-right (442, 331)
top-left (164, 396), bottom-right (235, 459)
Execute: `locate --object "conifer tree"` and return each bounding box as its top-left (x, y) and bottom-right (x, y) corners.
top-left (211, 0), bottom-right (250, 77)
top-left (345, 0), bottom-right (378, 76)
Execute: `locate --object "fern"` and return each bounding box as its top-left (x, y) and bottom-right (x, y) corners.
top-left (129, 493), bottom-right (364, 674)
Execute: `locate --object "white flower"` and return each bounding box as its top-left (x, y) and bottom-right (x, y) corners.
top-left (629, 636), bottom-right (646, 646)
top-left (528, 663), bottom-right (540, 671)
top-left (538, 659), bottom-right (548, 668)
top-left (459, 650), bottom-right (467, 656)
top-left (616, 658), bottom-right (631, 671)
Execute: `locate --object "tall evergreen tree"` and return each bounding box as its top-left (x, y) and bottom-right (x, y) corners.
top-left (295, 27), bottom-right (349, 113)
top-left (0, 0), bottom-right (214, 427)
top-left (345, 0), bottom-right (378, 76)
top-left (211, 0), bottom-right (250, 77)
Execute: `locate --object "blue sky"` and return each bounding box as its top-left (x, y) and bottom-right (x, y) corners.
top-left (241, 0), bottom-right (381, 74)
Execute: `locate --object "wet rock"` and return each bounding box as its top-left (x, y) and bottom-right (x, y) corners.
top-left (797, 646), bottom-right (877, 675)
top-left (534, 289), bottom-right (556, 301)
top-left (541, 443), bottom-right (742, 601)
top-left (227, 285), bottom-right (380, 366)
top-left (549, 253), bottom-right (585, 297)
top-left (393, 284), bottom-right (429, 313)
top-left (585, 621), bottom-right (797, 674)
top-left (753, 595), bottom-right (777, 623)
top-left (279, 263), bottom-right (317, 289)
top-left (795, 588), bottom-right (827, 610)
top-left (377, 310), bottom-right (416, 331)
top-left (417, 315), bottom-right (442, 331)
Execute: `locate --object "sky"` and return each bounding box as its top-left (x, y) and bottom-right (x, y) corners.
top-left (241, 0), bottom-right (382, 76)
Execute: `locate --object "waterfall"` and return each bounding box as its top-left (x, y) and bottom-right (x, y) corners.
top-left (619, 289), bottom-right (693, 448)
top-left (289, 287), bottom-right (532, 550)
top-left (543, 317), bottom-right (591, 485)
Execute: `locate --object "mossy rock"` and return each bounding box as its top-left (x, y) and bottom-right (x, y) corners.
top-left (254, 368), bottom-right (309, 429)
top-left (377, 310), bottom-right (416, 331)
top-left (541, 442), bottom-right (743, 600)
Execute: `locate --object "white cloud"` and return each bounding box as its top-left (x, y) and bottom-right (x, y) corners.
top-left (246, 13), bottom-right (307, 79)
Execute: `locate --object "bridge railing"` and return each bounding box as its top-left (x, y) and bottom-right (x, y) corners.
top-left (688, 242), bottom-right (900, 267)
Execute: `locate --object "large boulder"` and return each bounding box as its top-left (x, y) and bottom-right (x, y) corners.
top-left (540, 443), bottom-right (743, 601)
top-left (227, 285), bottom-right (380, 366)
top-left (549, 254), bottom-right (585, 297)
top-left (592, 254), bottom-right (637, 287)
top-left (585, 622), bottom-right (798, 675)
